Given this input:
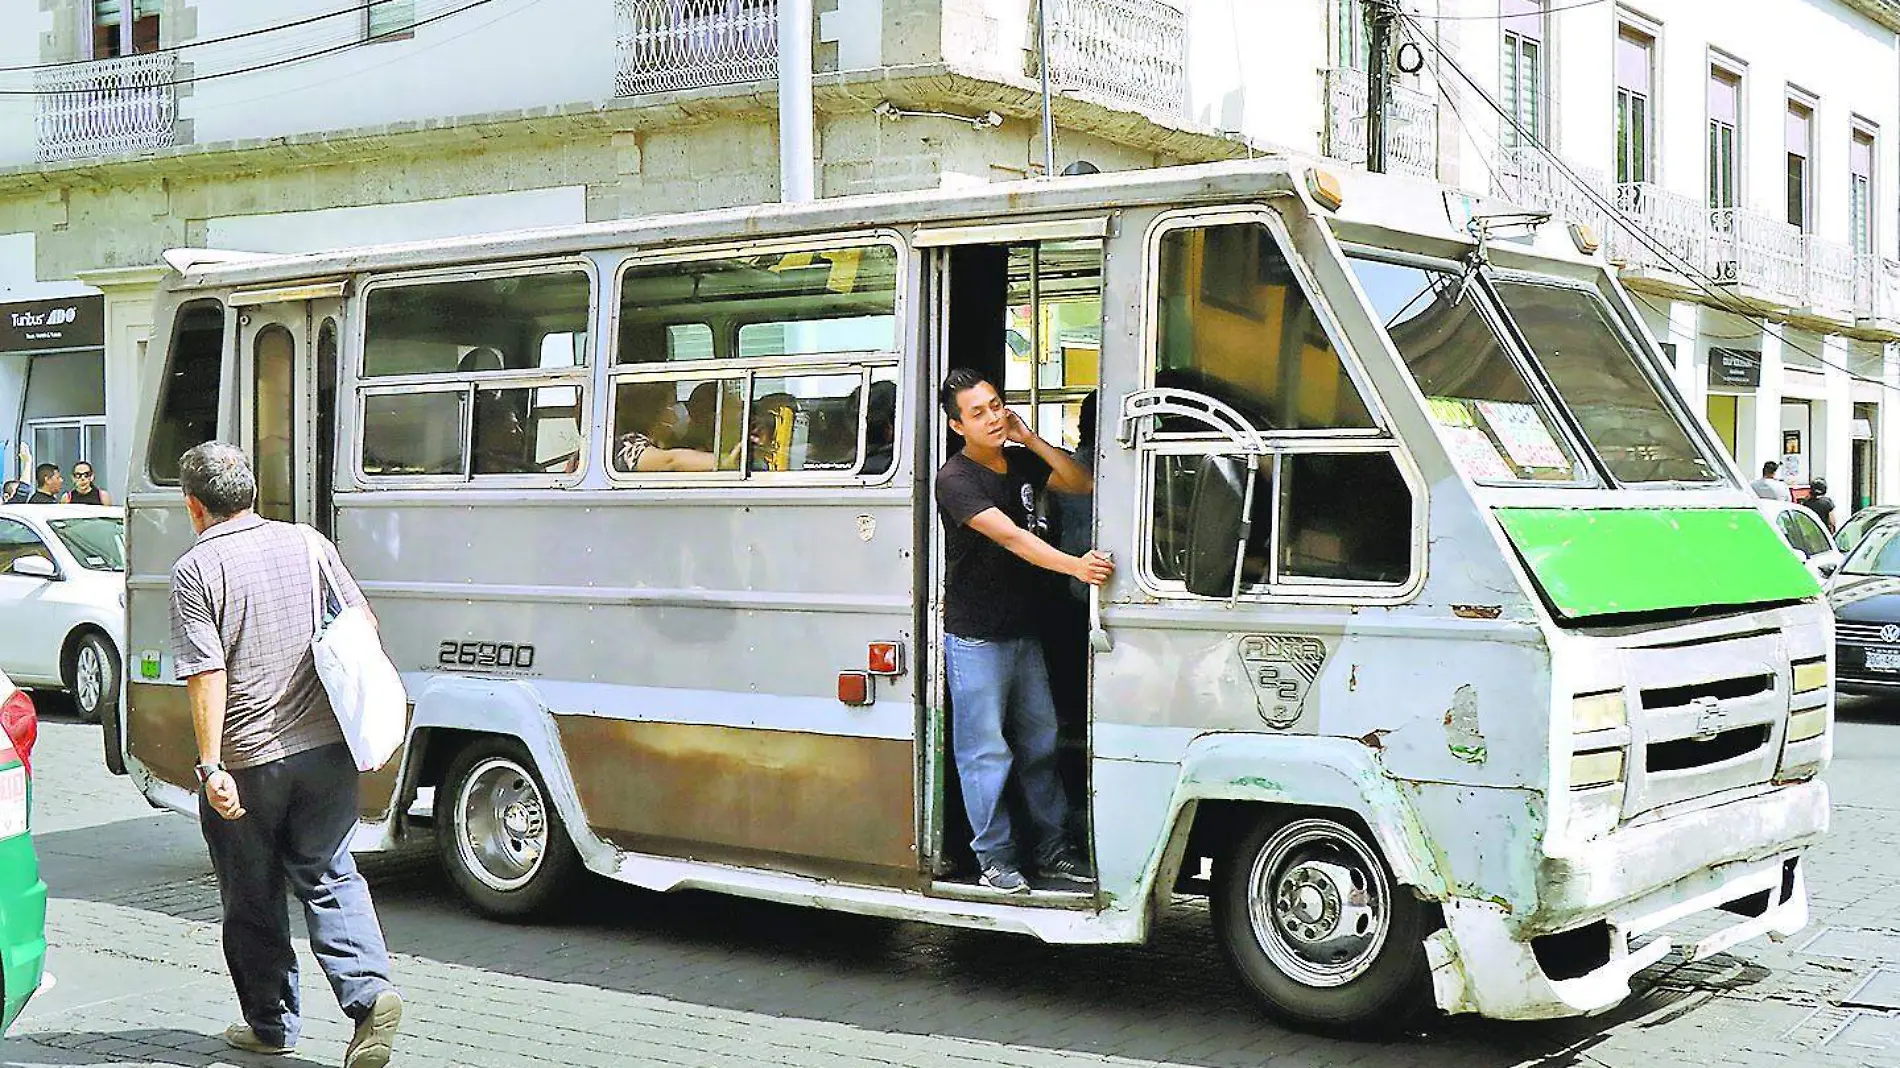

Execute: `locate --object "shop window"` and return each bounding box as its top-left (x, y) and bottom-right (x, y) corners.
top-left (1154, 221), bottom-right (1375, 432)
top-left (150, 300), bottom-right (225, 485)
top-left (618, 245), bottom-right (898, 364)
top-left (361, 391), bottom-right (466, 477)
top-left (361, 270), bottom-right (590, 378)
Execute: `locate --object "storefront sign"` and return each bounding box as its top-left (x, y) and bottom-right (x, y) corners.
top-left (0, 295), bottom-right (103, 354)
top-left (1708, 346), bottom-right (1761, 388)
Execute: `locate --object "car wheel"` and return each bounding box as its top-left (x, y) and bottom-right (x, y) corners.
top-left (1211, 814), bottom-right (1434, 1034)
top-left (434, 738), bottom-right (581, 921)
top-left (68, 632), bottom-right (118, 726)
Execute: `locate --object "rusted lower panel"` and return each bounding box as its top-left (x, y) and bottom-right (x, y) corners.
top-left (555, 716), bottom-right (919, 886)
top-left (128, 683), bottom-right (407, 821)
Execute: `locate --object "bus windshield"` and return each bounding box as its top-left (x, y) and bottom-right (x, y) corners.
top-left (1348, 256), bottom-right (1587, 484)
top-left (1491, 280), bottom-right (1723, 486)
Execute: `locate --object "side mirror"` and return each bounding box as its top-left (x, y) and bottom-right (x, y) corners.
top-left (8, 556), bottom-right (57, 580)
top-left (1183, 454), bottom-right (1253, 599)
top-left (1818, 561), bottom-right (1838, 578)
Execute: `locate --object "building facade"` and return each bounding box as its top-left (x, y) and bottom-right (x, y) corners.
top-left (1424, 0), bottom-right (1900, 513)
top-left (3, 0), bottom-right (1897, 516)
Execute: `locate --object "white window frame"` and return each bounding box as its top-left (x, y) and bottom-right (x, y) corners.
top-left (1707, 55), bottom-right (1744, 210)
top-left (1613, 16), bottom-right (1659, 186)
top-left (1786, 88), bottom-right (1819, 234)
top-left (351, 258), bottom-right (597, 489)
top-left (84, 0), bottom-right (159, 60)
top-left (1851, 119), bottom-right (1878, 257)
top-left (1131, 207), bottom-right (1424, 604)
top-left (1500, 0), bottom-right (1548, 150)
top-left (603, 233), bottom-right (907, 489)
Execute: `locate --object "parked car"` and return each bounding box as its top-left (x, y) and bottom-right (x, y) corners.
top-left (1835, 504), bottom-right (1900, 553)
top-left (1828, 522), bottom-right (1900, 695)
top-left (0, 505), bottom-right (125, 723)
top-left (1763, 499), bottom-right (1845, 581)
top-left (0, 669), bottom-right (45, 1035)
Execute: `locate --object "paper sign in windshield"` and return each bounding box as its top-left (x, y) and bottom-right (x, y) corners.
top-left (1476, 401), bottom-right (1569, 471)
top-left (1427, 397), bottom-right (1515, 481)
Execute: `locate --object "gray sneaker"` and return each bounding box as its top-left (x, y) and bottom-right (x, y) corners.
top-left (343, 989), bottom-right (403, 1068)
top-left (1038, 850), bottom-right (1095, 887)
top-left (979, 862), bottom-right (1031, 894)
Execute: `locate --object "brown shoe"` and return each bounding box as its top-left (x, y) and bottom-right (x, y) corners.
top-left (222, 1023), bottom-right (294, 1055)
top-left (343, 989), bottom-right (403, 1068)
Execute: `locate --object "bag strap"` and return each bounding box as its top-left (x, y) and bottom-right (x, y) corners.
top-left (300, 526), bottom-right (340, 632)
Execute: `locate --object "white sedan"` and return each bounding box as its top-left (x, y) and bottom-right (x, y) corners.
top-left (1761, 499), bottom-right (1845, 583)
top-left (0, 505), bottom-right (125, 723)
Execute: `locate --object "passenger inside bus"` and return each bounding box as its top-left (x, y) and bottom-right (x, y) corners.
top-left (613, 381), bottom-right (736, 473)
top-left (861, 378), bottom-right (897, 475)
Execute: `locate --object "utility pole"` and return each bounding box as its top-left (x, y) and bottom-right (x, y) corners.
top-left (779, 0), bottom-right (816, 202)
top-left (1036, 0), bottom-right (1057, 177)
top-left (1365, 0), bottom-right (1396, 174)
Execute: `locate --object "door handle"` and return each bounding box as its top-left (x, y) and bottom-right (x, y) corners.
top-left (1089, 578), bottom-right (1113, 654)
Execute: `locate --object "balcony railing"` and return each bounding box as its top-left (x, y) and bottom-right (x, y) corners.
top-left (1613, 183), bottom-right (1708, 276)
top-left (1320, 67), bottom-right (1436, 179)
top-left (615, 0), bottom-right (778, 97)
top-left (1496, 146), bottom-right (1611, 235)
top-left (1803, 235), bottom-right (1857, 317)
top-left (1043, 0), bottom-right (1189, 118)
top-left (1709, 208), bottom-right (1805, 306)
top-left (1855, 255), bottom-right (1900, 323)
top-left (34, 51), bottom-right (177, 162)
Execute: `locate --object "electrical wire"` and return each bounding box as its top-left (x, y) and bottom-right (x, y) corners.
top-left (0, 0), bottom-right (422, 75)
top-left (0, 0), bottom-right (501, 96)
top-left (1402, 0), bottom-right (1610, 20)
top-left (1400, 11), bottom-right (1900, 394)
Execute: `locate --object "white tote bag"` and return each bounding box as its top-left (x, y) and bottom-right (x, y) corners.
top-left (303, 528), bottom-right (406, 772)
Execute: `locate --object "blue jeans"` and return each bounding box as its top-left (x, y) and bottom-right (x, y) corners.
top-left (944, 634), bottom-right (1073, 871)
top-left (199, 743), bottom-right (396, 1048)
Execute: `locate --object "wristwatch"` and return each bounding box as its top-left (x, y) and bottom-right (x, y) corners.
top-left (194, 761), bottom-right (226, 785)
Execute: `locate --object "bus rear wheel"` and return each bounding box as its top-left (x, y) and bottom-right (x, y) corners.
top-left (1212, 814), bottom-right (1432, 1034)
top-left (435, 739), bottom-right (580, 921)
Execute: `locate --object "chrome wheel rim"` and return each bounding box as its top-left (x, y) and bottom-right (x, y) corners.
top-left (1245, 819), bottom-right (1391, 988)
top-left (75, 643), bottom-right (105, 712)
top-left (454, 757), bottom-right (548, 892)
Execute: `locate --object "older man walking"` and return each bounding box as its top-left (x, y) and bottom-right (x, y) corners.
top-left (168, 441), bottom-right (403, 1066)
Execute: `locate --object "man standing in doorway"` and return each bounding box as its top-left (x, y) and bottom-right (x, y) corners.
top-left (26, 463), bottom-right (61, 504)
top-left (168, 442), bottom-right (403, 1066)
top-left (1752, 461), bottom-right (1793, 501)
top-left (936, 369), bottom-right (1113, 893)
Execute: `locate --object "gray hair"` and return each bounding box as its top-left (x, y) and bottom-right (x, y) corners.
top-left (178, 442), bottom-right (257, 519)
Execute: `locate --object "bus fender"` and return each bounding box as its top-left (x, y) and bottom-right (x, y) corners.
top-left (402, 674), bottom-right (614, 871)
top-left (1150, 732), bottom-right (1448, 904)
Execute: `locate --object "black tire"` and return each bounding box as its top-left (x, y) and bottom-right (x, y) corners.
top-left (1211, 812), bottom-right (1433, 1035)
top-left (66, 631), bottom-right (118, 726)
top-left (434, 737), bottom-right (581, 921)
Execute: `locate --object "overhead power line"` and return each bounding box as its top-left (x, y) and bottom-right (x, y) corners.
top-left (1405, 0), bottom-right (1610, 20)
top-left (0, 0), bottom-right (501, 96)
top-left (0, 0), bottom-right (418, 75)
top-left (1400, 12), bottom-right (1900, 395)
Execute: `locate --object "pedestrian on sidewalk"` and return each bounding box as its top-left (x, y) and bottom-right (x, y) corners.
top-left (1752, 461), bottom-right (1793, 501)
top-left (168, 441), bottom-right (403, 1067)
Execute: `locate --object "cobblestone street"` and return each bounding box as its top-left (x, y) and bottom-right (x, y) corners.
top-left (6, 701), bottom-right (1900, 1068)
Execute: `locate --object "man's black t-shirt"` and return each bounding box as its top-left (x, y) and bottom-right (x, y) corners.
top-left (25, 491), bottom-right (55, 504)
top-left (1805, 495), bottom-right (1836, 529)
top-left (936, 448), bottom-right (1053, 639)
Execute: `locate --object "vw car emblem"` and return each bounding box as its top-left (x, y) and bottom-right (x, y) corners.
top-left (1882, 624), bottom-right (1900, 644)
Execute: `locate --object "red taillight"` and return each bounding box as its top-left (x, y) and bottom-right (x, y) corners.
top-left (867, 641), bottom-right (904, 676)
top-left (1, 690), bottom-right (37, 777)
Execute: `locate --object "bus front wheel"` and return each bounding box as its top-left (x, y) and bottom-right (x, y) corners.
top-left (1212, 814), bottom-right (1433, 1033)
top-left (435, 739), bottom-right (581, 921)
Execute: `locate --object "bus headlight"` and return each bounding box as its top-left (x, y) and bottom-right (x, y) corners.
top-left (1787, 706), bottom-right (1829, 743)
top-left (1791, 657), bottom-right (1828, 695)
top-left (1571, 690), bottom-right (1627, 733)
top-left (1570, 748), bottom-right (1626, 789)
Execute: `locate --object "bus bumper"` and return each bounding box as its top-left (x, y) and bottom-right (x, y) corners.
top-left (1426, 779), bottom-right (1827, 1020)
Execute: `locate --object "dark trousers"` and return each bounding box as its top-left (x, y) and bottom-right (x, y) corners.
top-left (199, 742), bottom-right (394, 1048)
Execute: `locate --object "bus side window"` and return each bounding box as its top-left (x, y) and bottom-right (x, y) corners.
top-left (150, 300), bottom-right (226, 484)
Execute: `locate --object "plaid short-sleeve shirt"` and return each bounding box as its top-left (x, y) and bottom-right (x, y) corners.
top-left (169, 513), bottom-right (367, 770)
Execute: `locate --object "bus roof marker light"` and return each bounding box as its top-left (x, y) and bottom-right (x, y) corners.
top-left (1305, 168), bottom-right (1344, 212)
top-left (1569, 222), bottom-right (1602, 255)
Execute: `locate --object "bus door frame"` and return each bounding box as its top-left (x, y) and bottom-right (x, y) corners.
top-left (231, 284), bottom-right (345, 529)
